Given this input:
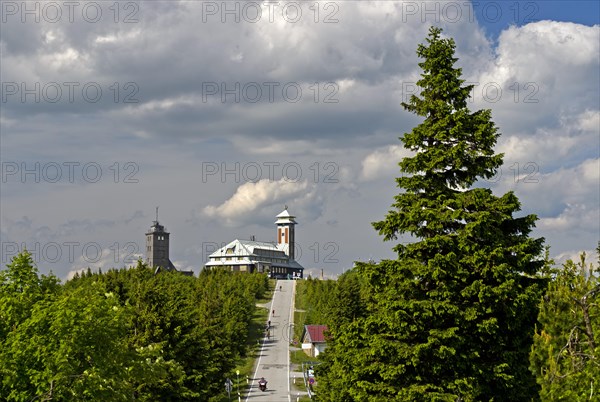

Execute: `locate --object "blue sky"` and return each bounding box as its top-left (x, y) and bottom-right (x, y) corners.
top-left (1, 1), bottom-right (598, 279)
top-left (474, 1), bottom-right (599, 37)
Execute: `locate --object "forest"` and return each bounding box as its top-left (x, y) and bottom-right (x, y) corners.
top-left (296, 250), bottom-right (599, 401)
top-left (0, 254), bottom-right (269, 401)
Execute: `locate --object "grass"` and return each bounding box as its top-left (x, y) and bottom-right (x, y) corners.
top-left (290, 349), bottom-right (318, 365)
top-left (293, 280), bottom-right (311, 342)
top-left (291, 375), bottom-right (306, 391)
top-left (294, 310), bottom-right (307, 342)
top-left (290, 377), bottom-right (314, 402)
top-left (294, 280), bottom-right (309, 310)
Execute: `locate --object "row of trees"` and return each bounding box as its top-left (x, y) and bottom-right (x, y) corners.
top-left (294, 274), bottom-right (368, 337)
top-left (312, 251), bottom-right (598, 401)
top-left (294, 277), bottom-right (336, 340)
top-left (0, 253), bottom-right (268, 401)
top-left (311, 27), bottom-right (598, 401)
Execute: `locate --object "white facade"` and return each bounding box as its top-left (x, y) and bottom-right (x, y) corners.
top-left (301, 342), bottom-right (327, 357)
top-left (204, 208), bottom-right (304, 279)
top-left (275, 207), bottom-right (297, 260)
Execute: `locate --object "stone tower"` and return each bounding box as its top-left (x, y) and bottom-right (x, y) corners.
top-left (145, 207), bottom-right (175, 270)
top-left (275, 206), bottom-right (297, 260)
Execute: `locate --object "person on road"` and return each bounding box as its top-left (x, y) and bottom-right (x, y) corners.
top-left (258, 377), bottom-right (268, 391)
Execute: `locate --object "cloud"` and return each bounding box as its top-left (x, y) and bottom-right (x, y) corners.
top-left (65, 245), bottom-right (142, 281)
top-left (203, 179), bottom-right (318, 226)
top-left (1, 2), bottom-right (598, 278)
top-left (471, 21), bottom-right (599, 135)
top-left (552, 249), bottom-right (600, 271)
top-left (539, 203), bottom-right (599, 232)
top-left (360, 144), bottom-right (414, 181)
top-left (491, 157), bottom-right (599, 217)
top-left (496, 109), bottom-right (599, 172)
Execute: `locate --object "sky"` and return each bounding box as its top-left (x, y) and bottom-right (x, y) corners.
top-left (1, 0), bottom-right (599, 280)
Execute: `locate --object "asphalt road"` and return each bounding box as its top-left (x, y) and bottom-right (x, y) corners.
top-left (245, 279), bottom-right (296, 401)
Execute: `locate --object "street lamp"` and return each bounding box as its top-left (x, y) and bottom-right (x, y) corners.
top-left (236, 370), bottom-right (240, 397)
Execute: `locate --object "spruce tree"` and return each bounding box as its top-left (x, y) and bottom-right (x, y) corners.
top-left (318, 27), bottom-right (546, 401)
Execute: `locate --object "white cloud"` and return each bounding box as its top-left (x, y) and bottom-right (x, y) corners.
top-left (539, 203), bottom-right (599, 232)
top-left (472, 21), bottom-right (599, 135)
top-left (575, 109), bottom-right (600, 132)
top-left (360, 144), bottom-right (414, 181)
top-left (203, 179), bottom-right (317, 226)
top-left (94, 29), bottom-right (141, 44)
top-left (495, 158), bottom-right (599, 231)
top-left (553, 249), bottom-right (599, 270)
top-left (497, 109), bottom-right (599, 172)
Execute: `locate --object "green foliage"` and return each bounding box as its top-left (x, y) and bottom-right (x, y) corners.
top-left (317, 27), bottom-right (546, 401)
top-left (325, 269), bottom-right (368, 326)
top-left (0, 252), bottom-right (269, 401)
top-left (0, 250), bottom-right (59, 339)
top-left (296, 279), bottom-right (336, 322)
top-left (294, 274), bottom-right (368, 344)
top-left (1, 286), bottom-right (181, 401)
top-left (530, 250), bottom-right (599, 401)
top-left (0, 253), bottom-right (180, 401)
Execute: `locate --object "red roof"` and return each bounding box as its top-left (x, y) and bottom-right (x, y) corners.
top-left (305, 325), bottom-right (328, 343)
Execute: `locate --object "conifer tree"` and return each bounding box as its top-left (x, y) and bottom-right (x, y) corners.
top-left (530, 249), bottom-right (599, 401)
top-left (318, 27), bottom-right (546, 401)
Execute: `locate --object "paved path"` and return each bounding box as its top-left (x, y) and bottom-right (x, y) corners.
top-left (245, 279), bottom-right (296, 401)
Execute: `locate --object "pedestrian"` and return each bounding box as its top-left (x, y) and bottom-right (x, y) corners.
top-left (272, 309), bottom-right (275, 316)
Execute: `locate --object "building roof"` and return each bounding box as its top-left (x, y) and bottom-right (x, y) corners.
top-left (208, 239), bottom-right (286, 258)
top-left (275, 207), bottom-right (297, 225)
top-left (146, 220), bottom-right (168, 234)
top-left (304, 325), bottom-right (329, 343)
top-left (205, 238), bottom-right (304, 269)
